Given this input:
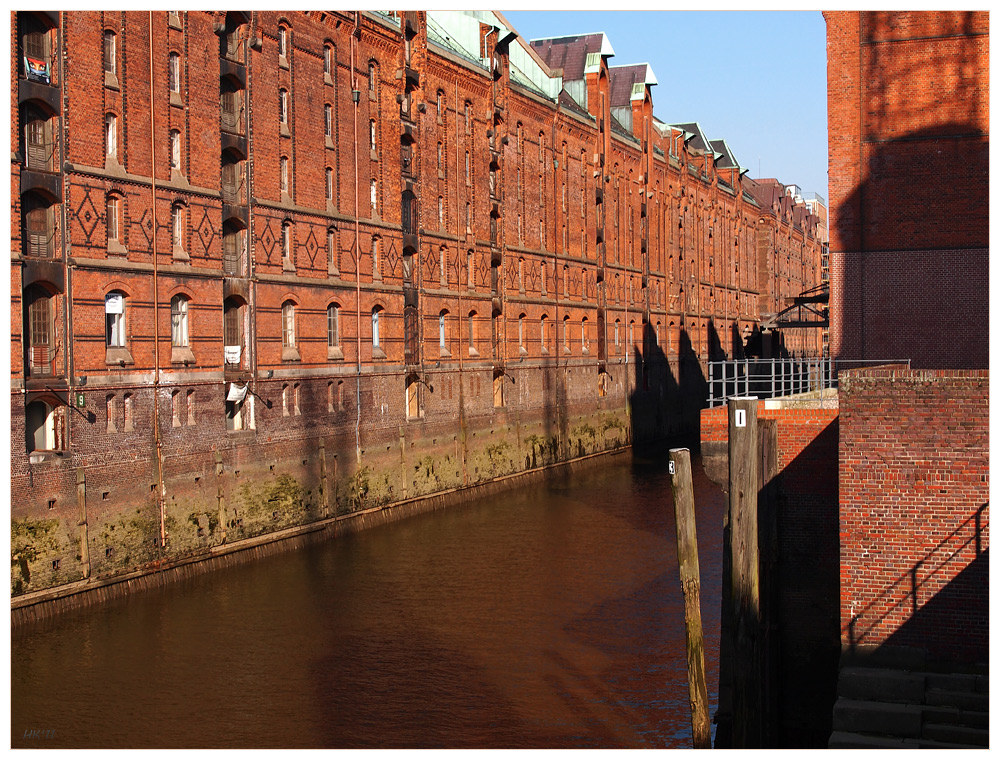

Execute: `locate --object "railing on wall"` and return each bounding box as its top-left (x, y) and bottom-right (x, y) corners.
top-left (706, 358), bottom-right (911, 408)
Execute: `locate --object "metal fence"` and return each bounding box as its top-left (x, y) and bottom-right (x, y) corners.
top-left (706, 358), bottom-right (911, 408)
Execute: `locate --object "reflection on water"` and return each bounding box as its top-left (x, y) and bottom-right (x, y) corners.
top-left (12, 451), bottom-right (724, 749)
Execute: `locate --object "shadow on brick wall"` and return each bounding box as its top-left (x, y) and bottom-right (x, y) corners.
top-left (845, 503), bottom-right (989, 667)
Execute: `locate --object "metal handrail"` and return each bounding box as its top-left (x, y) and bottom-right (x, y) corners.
top-left (706, 358), bottom-right (911, 407)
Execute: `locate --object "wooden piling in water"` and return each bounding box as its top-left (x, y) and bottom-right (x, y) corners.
top-left (728, 397), bottom-right (761, 747)
top-left (669, 447), bottom-right (711, 749)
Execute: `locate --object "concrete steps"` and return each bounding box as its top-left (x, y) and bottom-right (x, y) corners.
top-left (829, 663), bottom-right (988, 749)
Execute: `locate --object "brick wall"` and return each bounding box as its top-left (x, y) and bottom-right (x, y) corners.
top-left (839, 367), bottom-right (989, 664)
top-left (825, 11), bottom-right (989, 369)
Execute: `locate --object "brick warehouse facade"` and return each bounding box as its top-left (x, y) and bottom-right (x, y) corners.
top-left (824, 11), bottom-right (988, 369)
top-left (11, 11), bottom-right (824, 603)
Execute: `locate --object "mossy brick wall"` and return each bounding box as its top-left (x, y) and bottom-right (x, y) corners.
top-left (839, 368), bottom-right (989, 663)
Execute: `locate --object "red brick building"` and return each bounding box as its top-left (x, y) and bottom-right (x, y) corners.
top-left (11, 11), bottom-right (823, 601)
top-left (825, 11), bottom-right (988, 369)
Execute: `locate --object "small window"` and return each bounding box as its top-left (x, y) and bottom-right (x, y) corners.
top-left (103, 30), bottom-right (116, 75)
top-left (105, 291), bottom-right (126, 348)
top-left (370, 179), bottom-right (378, 215)
top-left (327, 228), bottom-right (339, 275)
top-left (170, 295), bottom-right (189, 347)
top-left (280, 156), bottom-right (289, 194)
top-left (325, 167), bottom-right (333, 201)
top-left (168, 52), bottom-right (180, 93)
top-left (439, 311), bottom-right (448, 350)
top-left (281, 222), bottom-right (292, 266)
top-left (169, 129), bottom-right (182, 171)
top-left (371, 307), bottom-right (382, 348)
top-left (372, 236), bottom-right (380, 279)
top-left (278, 25), bottom-right (288, 59)
top-left (369, 119), bottom-right (376, 151)
top-left (279, 88), bottom-right (288, 125)
top-left (323, 44), bottom-right (333, 76)
top-left (105, 113), bottom-right (117, 157)
top-left (281, 300), bottom-right (297, 354)
top-left (467, 311), bottom-right (477, 353)
top-left (171, 204), bottom-right (184, 251)
top-left (368, 61), bottom-right (376, 92)
top-left (325, 104), bottom-right (333, 137)
top-left (327, 303), bottom-right (341, 357)
top-left (107, 195), bottom-right (121, 243)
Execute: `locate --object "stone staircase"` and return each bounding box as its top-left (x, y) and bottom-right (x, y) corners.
top-left (829, 663), bottom-right (989, 748)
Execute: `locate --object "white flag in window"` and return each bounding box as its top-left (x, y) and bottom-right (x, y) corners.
top-left (227, 383), bottom-right (247, 402)
top-left (224, 345), bottom-right (241, 364)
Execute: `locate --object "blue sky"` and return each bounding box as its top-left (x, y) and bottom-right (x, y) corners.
top-left (502, 11), bottom-right (829, 201)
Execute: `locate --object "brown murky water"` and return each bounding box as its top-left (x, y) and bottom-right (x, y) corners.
top-left (11, 451), bottom-right (725, 748)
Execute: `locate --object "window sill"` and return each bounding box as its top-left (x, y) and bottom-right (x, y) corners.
top-left (327, 346), bottom-right (344, 360)
top-left (281, 346), bottom-right (301, 362)
top-left (324, 73), bottom-right (333, 86)
top-left (326, 136), bottom-right (335, 150)
top-left (107, 239), bottom-right (128, 257)
top-left (519, 346), bottom-right (528, 356)
top-left (468, 347), bottom-right (479, 358)
top-left (172, 246), bottom-right (189, 262)
top-left (280, 124), bottom-right (290, 138)
top-left (171, 346), bottom-right (196, 365)
top-left (106, 347), bottom-right (134, 366)
top-left (439, 348), bottom-right (451, 359)
top-left (169, 91), bottom-right (183, 108)
top-left (372, 346), bottom-right (387, 360)
top-left (279, 56), bottom-right (289, 70)
top-left (104, 72), bottom-right (120, 91)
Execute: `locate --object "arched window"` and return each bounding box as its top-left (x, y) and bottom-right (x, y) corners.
top-left (169, 129), bottom-right (182, 171)
top-left (327, 303), bottom-right (342, 359)
top-left (171, 203), bottom-right (185, 252)
top-left (279, 88), bottom-right (288, 125)
top-left (105, 291), bottom-right (126, 348)
top-left (22, 193), bottom-right (54, 258)
top-left (518, 313), bottom-right (526, 354)
top-left (325, 167), bottom-right (333, 201)
top-left (223, 296), bottom-right (245, 367)
top-left (281, 301), bottom-right (296, 348)
top-left (168, 51), bottom-right (181, 93)
top-left (368, 61), bottom-right (377, 92)
top-left (220, 78), bottom-right (244, 134)
top-left (369, 119), bottom-right (377, 151)
top-left (25, 399), bottom-right (65, 453)
top-left (222, 220), bottom-right (245, 275)
top-left (323, 43), bottom-right (333, 77)
top-left (24, 284), bottom-right (54, 376)
top-left (371, 306), bottom-right (384, 355)
top-left (281, 221), bottom-right (292, 267)
top-left (581, 317), bottom-right (589, 353)
top-left (23, 104), bottom-right (54, 171)
top-left (277, 24), bottom-right (289, 60)
top-left (405, 374), bottom-right (421, 420)
top-left (170, 295), bottom-right (189, 347)
top-left (439, 309), bottom-right (449, 354)
top-left (327, 227), bottom-right (339, 275)
top-left (563, 315), bottom-right (571, 351)
top-left (105, 113), bottom-right (117, 158)
top-left (370, 179), bottom-right (378, 215)
top-left (540, 314), bottom-right (548, 352)
top-left (467, 310), bottom-right (477, 354)
top-left (106, 194), bottom-right (122, 245)
top-left (103, 30), bottom-right (116, 76)
top-left (280, 155), bottom-right (289, 194)
top-left (371, 236), bottom-right (380, 279)
top-left (324, 104), bottom-right (333, 138)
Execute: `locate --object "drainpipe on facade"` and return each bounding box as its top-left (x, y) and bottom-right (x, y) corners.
top-left (149, 11), bottom-right (167, 548)
top-left (351, 14), bottom-right (362, 461)
top-left (247, 14), bottom-right (259, 425)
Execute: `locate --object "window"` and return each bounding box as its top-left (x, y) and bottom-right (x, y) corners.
top-left (169, 130), bottom-right (181, 171)
top-left (436, 90), bottom-right (443, 120)
top-left (406, 376), bottom-right (420, 420)
top-left (281, 301), bottom-right (296, 348)
top-left (279, 89), bottom-right (288, 125)
top-left (323, 44), bottom-right (333, 76)
top-left (438, 311), bottom-right (448, 350)
top-left (26, 400), bottom-right (65, 454)
top-left (25, 285), bottom-right (54, 376)
top-left (467, 311), bottom-right (477, 354)
top-left (171, 203), bottom-right (184, 251)
top-left (222, 222), bottom-right (244, 275)
top-left (106, 194), bottom-right (123, 251)
top-left (438, 196), bottom-right (444, 230)
top-left (325, 167), bottom-right (333, 201)
top-left (23, 105), bottom-right (53, 171)
top-left (170, 295), bottom-right (189, 347)
top-left (518, 314), bottom-right (526, 353)
top-left (21, 15), bottom-right (52, 80)
top-left (540, 315), bottom-right (548, 352)
top-left (280, 156), bottom-right (289, 194)
top-left (278, 25), bottom-right (288, 59)
top-left (581, 317), bottom-right (589, 353)
top-left (23, 195), bottom-right (54, 258)
top-left (437, 142), bottom-right (443, 171)
top-left (103, 30), bottom-right (116, 76)
top-left (369, 119), bottom-right (376, 151)
top-left (172, 390), bottom-right (182, 427)
top-left (281, 222), bottom-right (292, 268)
top-left (105, 291), bottom-right (126, 348)
top-left (465, 202), bottom-right (471, 233)
top-left (105, 113), bottom-right (117, 158)
top-left (614, 319), bottom-right (621, 351)
top-left (465, 151), bottom-right (470, 184)
top-left (327, 303), bottom-right (342, 359)
top-left (439, 247), bottom-right (447, 287)
top-left (467, 250), bottom-right (474, 288)
top-left (493, 371), bottom-right (504, 408)
top-left (220, 83), bottom-right (242, 133)
top-left (325, 104), bottom-right (333, 138)
top-left (370, 179), bottom-right (377, 215)
top-left (372, 236), bottom-right (380, 279)
top-left (186, 389), bottom-right (196, 425)
top-left (368, 61), bottom-right (376, 92)
top-left (106, 394), bottom-right (116, 433)
top-left (223, 298), bottom-right (243, 366)
top-left (371, 307), bottom-right (382, 350)
top-left (563, 315), bottom-right (571, 351)
top-left (281, 384), bottom-right (290, 415)
top-left (168, 52), bottom-right (180, 93)
top-left (464, 101), bottom-right (471, 133)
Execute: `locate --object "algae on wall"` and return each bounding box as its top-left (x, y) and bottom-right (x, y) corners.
top-left (11, 517), bottom-right (76, 595)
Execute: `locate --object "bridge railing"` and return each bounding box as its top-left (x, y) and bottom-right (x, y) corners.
top-left (706, 358), bottom-right (911, 408)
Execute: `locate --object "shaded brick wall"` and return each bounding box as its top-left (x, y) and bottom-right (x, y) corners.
top-left (824, 11), bottom-right (989, 369)
top-left (839, 367), bottom-right (989, 664)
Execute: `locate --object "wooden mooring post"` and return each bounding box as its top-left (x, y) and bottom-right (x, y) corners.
top-left (669, 447), bottom-right (711, 749)
top-left (728, 397), bottom-right (762, 747)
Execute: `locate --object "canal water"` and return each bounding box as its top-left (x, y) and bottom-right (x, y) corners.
top-left (11, 450), bottom-right (726, 749)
